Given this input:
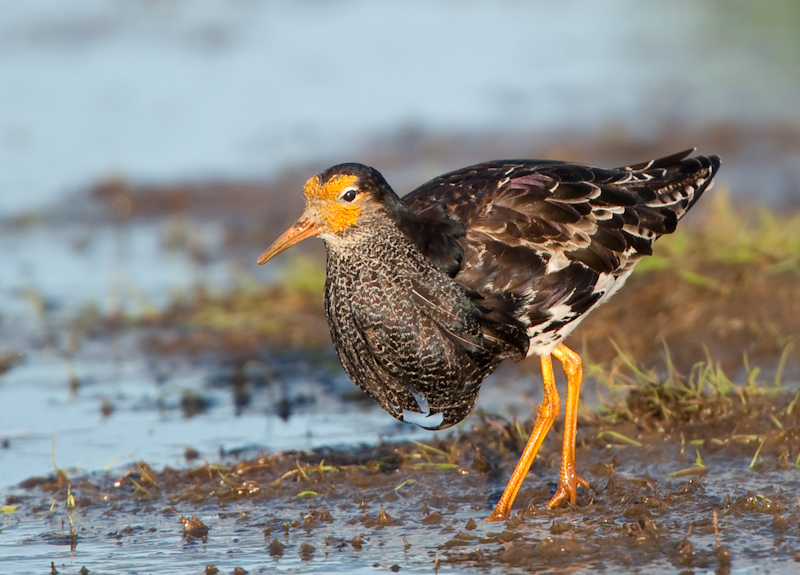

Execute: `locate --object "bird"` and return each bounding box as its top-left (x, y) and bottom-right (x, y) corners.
top-left (257, 149), bottom-right (721, 521)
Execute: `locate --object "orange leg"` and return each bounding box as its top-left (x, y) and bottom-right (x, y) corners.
top-left (485, 343), bottom-right (589, 521)
top-left (486, 352), bottom-right (561, 521)
top-left (547, 343), bottom-right (590, 508)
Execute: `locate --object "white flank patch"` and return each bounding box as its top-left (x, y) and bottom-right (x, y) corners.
top-left (525, 302), bottom-right (575, 357)
top-left (525, 270), bottom-right (636, 357)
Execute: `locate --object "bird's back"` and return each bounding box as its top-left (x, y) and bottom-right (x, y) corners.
top-left (401, 150), bottom-right (721, 355)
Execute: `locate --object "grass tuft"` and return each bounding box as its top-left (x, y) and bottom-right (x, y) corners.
top-left (638, 192), bottom-right (800, 274)
top-left (590, 340), bottom-right (790, 428)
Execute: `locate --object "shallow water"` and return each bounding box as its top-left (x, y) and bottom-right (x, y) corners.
top-left (2, 0), bottom-right (800, 214)
top-left (4, 399), bottom-right (800, 574)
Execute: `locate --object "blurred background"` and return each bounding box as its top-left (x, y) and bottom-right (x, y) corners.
top-left (0, 1), bottom-right (799, 567)
top-left (2, 0), bottom-right (799, 215)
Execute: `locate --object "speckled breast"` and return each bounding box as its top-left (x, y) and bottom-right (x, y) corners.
top-left (322, 228), bottom-right (497, 430)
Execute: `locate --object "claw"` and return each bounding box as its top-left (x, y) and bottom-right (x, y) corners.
top-left (547, 473), bottom-right (590, 509)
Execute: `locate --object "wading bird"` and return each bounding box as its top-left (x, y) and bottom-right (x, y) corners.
top-left (257, 149), bottom-right (720, 521)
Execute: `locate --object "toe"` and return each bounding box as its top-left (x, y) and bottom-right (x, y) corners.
top-left (546, 474), bottom-right (590, 509)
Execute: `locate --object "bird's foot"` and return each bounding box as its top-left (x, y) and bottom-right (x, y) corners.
top-left (485, 506), bottom-right (511, 522)
top-left (546, 472), bottom-right (590, 509)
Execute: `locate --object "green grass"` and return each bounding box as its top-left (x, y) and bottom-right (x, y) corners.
top-left (148, 257), bottom-right (329, 349)
top-left (636, 193), bottom-right (800, 274)
top-left (589, 340), bottom-right (795, 425)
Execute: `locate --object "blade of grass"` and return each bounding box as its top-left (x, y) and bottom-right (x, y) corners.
top-left (411, 441), bottom-right (448, 458)
top-left (596, 430), bottom-right (642, 447)
top-left (749, 439), bottom-right (765, 469)
top-left (774, 342), bottom-right (794, 389)
top-left (394, 479), bottom-right (416, 491)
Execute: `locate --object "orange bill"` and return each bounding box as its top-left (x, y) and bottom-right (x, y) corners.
top-left (257, 216), bottom-right (322, 265)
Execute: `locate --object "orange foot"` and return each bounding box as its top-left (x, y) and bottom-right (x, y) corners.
top-left (547, 471), bottom-right (590, 509)
top-left (486, 507), bottom-right (510, 522)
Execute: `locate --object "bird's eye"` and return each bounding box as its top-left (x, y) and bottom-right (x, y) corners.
top-left (339, 188), bottom-right (358, 203)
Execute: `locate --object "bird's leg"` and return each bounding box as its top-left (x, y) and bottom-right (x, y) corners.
top-left (486, 353), bottom-right (561, 521)
top-left (547, 343), bottom-right (590, 508)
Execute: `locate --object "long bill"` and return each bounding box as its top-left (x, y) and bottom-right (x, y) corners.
top-left (257, 216), bottom-right (322, 265)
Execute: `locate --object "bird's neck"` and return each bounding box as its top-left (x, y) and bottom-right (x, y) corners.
top-left (320, 213), bottom-right (410, 257)
top-left (321, 194), bottom-right (464, 278)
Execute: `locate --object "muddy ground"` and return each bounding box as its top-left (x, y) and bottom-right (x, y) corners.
top-left (7, 389), bottom-right (800, 574)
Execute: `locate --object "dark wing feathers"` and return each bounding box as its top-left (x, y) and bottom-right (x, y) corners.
top-left (592, 226), bottom-right (628, 253)
top-left (391, 203), bottom-right (465, 277)
top-left (622, 147), bottom-right (695, 171)
top-left (409, 280), bottom-right (489, 356)
top-left (409, 278), bottom-right (528, 360)
top-left (594, 185), bottom-right (639, 207)
top-left (398, 151), bottom-right (720, 350)
top-left (550, 181), bottom-right (599, 202)
top-left (403, 152), bottom-right (719, 273)
top-left (567, 244), bottom-right (619, 274)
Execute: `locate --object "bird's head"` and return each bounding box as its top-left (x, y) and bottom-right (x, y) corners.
top-left (257, 163), bottom-right (395, 265)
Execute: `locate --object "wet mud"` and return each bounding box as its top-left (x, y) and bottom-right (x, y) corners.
top-left (7, 388), bottom-right (800, 574)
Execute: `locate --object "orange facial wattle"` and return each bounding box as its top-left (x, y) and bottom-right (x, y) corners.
top-left (303, 173), bottom-right (362, 234)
